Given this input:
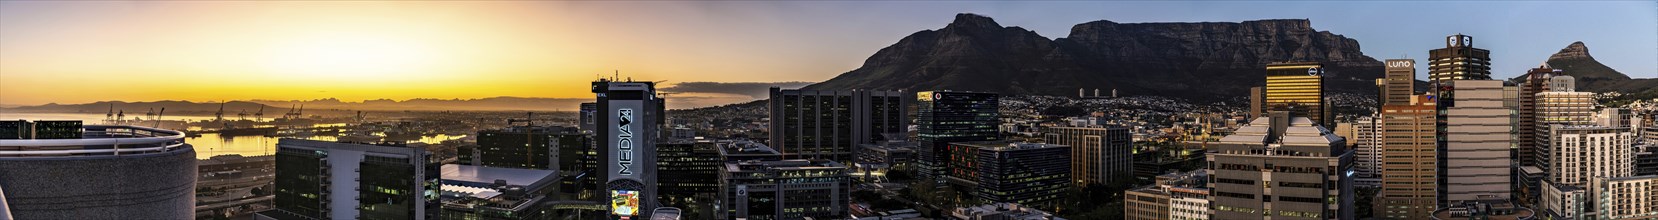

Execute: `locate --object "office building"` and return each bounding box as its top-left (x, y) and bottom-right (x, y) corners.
top-left (438, 164), bottom-right (558, 220)
top-left (1379, 94), bottom-right (1439, 219)
top-left (768, 88), bottom-right (908, 161)
top-left (466, 125), bottom-right (587, 171)
top-left (0, 123), bottom-right (196, 219)
top-left (1208, 112), bottom-right (1354, 220)
top-left (916, 90), bottom-right (1000, 182)
top-left (1382, 59), bottom-right (1417, 105)
top-left (1436, 80), bottom-right (1513, 205)
top-left (1264, 62), bottom-right (1331, 127)
top-left (716, 159), bottom-right (849, 220)
top-left (260, 139), bottom-right (438, 220)
top-left (1590, 175), bottom-right (1658, 219)
top-left (856, 139), bottom-right (917, 167)
top-left (1638, 144), bottom-right (1658, 176)
top-left (1249, 86), bottom-right (1264, 121)
top-left (1427, 34), bottom-right (1492, 81)
top-left (1042, 126), bottom-right (1132, 186)
top-left (1124, 170), bottom-right (1209, 220)
top-left (655, 140), bottom-right (721, 213)
top-left (1517, 66), bottom-right (1561, 167)
top-left (1353, 115), bottom-right (1382, 180)
top-left (592, 79), bottom-right (662, 219)
top-left (948, 142), bottom-right (1071, 206)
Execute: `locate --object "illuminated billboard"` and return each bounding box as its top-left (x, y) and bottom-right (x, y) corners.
top-left (610, 190), bottom-right (640, 216)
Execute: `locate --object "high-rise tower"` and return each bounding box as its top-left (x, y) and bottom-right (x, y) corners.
top-left (1382, 59), bottom-right (1417, 105)
top-left (915, 90), bottom-right (1000, 183)
top-left (1428, 34), bottom-right (1492, 81)
top-left (592, 79), bottom-right (661, 219)
top-left (1264, 62), bottom-right (1330, 127)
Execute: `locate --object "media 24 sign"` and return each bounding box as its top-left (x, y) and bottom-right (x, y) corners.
top-left (608, 102), bottom-right (643, 182)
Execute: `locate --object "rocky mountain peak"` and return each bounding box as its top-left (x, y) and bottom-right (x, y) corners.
top-left (1549, 41), bottom-right (1592, 60)
top-left (806, 14), bottom-right (1386, 102)
top-left (945, 13), bottom-right (1002, 30)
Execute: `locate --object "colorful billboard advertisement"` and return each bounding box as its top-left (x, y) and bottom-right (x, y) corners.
top-left (611, 190), bottom-right (640, 216)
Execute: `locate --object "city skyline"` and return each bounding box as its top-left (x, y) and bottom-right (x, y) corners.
top-left (3, 1), bottom-right (1655, 106)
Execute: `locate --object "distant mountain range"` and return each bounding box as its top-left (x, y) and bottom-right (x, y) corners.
top-left (2, 96), bottom-right (759, 114)
top-left (1519, 42), bottom-right (1658, 98)
top-left (804, 13), bottom-right (1387, 101)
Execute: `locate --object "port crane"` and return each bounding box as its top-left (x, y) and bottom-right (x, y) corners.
top-left (214, 102), bottom-right (226, 122)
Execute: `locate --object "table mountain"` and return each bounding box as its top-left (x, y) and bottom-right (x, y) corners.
top-left (803, 13), bottom-right (1384, 102)
top-left (1540, 42), bottom-right (1658, 98)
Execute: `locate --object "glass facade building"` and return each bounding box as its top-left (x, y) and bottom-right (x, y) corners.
top-left (915, 90), bottom-right (1000, 182)
top-left (655, 141), bottom-right (721, 219)
top-left (768, 88), bottom-right (907, 162)
top-left (1263, 62), bottom-right (1330, 127)
top-left (260, 139), bottom-right (437, 220)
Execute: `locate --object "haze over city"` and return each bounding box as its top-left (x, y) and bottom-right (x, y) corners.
top-left (5, 1), bottom-right (1658, 220)
top-left (1, 1), bottom-right (1652, 108)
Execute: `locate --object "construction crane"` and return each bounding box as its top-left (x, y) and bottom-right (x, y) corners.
top-left (145, 108), bottom-right (156, 121)
top-left (237, 109), bottom-right (248, 121)
top-left (255, 106), bottom-right (264, 121)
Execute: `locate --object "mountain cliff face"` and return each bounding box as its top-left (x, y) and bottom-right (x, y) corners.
top-left (1525, 42), bottom-right (1658, 98)
top-left (803, 13), bottom-right (1383, 101)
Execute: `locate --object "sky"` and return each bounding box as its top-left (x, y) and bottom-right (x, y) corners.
top-left (2, 1), bottom-right (1653, 107)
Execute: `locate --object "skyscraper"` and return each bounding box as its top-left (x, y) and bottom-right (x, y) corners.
top-left (260, 139), bottom-right (439, 220)
top-left (1517, 66), bottom-right (1560, 168)
top-left (1382, 59), bottom-right (1417, 105)
top-left (1208, 111), bottom-right (1354, 220)
top-left (1379, 94), bottom-right (1438, 219)
top-left (0, 123), bottom-right (197, 219)
top-left (1042, 126), bottom-right (1132, 186)
top-left (767, 88), bottom-right (907, 161)
top-left (592, 79), bottom-right (661, 219)
top-left (1435, 80), bottom-right (1513, 206)
top-left (1264, 62), bottom-right (1330, 127)
top-left (1427, 34), bottom-right (1492, 81)
top-left (1353, 115), bottom-right (1382, 180)
top-left (915, 90), bottom-right (1000, 182)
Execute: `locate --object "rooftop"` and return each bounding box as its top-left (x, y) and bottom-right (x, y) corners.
top-left (0, 123), bottom-right (189, 157)
top-left (440, 164), bottom-right (558, 188)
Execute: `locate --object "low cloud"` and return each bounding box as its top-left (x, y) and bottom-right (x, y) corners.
top-left (659, 81), bottom-right (815, 98)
